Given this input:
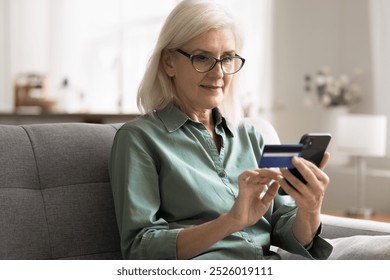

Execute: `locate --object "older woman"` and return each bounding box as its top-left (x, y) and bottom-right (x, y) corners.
top-left (110, 0), bottom-right (332, 260)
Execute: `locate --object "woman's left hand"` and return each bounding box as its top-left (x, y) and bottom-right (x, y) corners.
top-left (279, 152), bottom-right (330, 214)
top-left (278, 152), bottom-right (330, 247)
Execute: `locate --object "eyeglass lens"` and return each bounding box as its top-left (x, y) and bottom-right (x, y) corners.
top-left (192, 55), bottom-right (243, 74)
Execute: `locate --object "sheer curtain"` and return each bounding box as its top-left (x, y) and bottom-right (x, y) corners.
top-left (0, 0), bottom-right (10, 111)
top-left (47, 0), bottom-right (178, 113)
top-left (60, 0), bottom-right (274, 115)
top-left (370, 0), bottom-right (390, 155)
top-left (1, 0), bottom-right (274, 116)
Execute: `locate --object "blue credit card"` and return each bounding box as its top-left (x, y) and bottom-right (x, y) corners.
top-left (258, 144), bottom-right (303, 168)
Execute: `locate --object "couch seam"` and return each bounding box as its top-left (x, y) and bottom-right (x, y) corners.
top-left (55, 249), bottom-right (122, 260)
top-left (41, 181), bottom-right (111, 191)
top-left (21, 126), bottom-right (54, 259)
top-left (0, 181), bottom-right (111, 191)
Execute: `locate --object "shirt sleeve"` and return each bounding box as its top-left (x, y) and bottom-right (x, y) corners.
top-left (109, 127), bottom-right (180, 259)
top-left (270, 195), bottom-right (333, 260)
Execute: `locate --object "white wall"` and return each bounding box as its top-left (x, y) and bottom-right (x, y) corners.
top-left (271, 0), bottom-right (373, 143)
top-left (270, 0), bottom-right (390, 214)
top-left (322, 165), bottom-right (390, 213)
top-left (370, 0), bottom-right (390, 157)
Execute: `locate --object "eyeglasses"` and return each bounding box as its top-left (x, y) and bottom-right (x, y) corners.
top-left (175, 49), bottom-right (245, 75)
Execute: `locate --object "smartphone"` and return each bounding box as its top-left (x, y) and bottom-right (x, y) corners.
top-left (278, 133), bottom-right (332, 195)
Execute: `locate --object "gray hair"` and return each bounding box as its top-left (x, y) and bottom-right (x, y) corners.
top-left (137, 0), bottom-right (244, 124)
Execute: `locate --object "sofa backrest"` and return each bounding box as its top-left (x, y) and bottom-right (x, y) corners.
top-left (0, 118), bottom-right (280, 259)
top-left (243, 117), bottom-right (281, 144)
top-left (0, 123), bottom-right (123, 259)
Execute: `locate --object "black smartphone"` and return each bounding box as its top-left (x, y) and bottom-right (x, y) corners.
top-left (278, 133), bottom-right (332, 195)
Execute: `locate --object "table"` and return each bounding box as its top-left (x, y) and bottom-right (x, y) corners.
top-left (0, 112), bottom-right (139, 124)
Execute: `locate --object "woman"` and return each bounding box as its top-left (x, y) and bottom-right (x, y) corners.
top-left (110, 0), bottom-right (332, 260)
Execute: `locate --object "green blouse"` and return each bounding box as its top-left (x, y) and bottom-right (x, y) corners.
top-left (109, 105), bottom-right (332, 260)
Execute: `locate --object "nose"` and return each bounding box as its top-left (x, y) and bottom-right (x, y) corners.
top-left (207, 61), bottom-right (224, 78)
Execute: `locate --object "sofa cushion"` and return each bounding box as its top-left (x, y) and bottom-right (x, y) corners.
top-left (276, 235), bottom-right (390, 260)
top-left (0, 188), bottom-right (51, 259)
top-left (0, 123), bottom-right (123, 259)
top-left (0, 126), bottom-right (51, 259)
top-left (321, 214), bottom-right (390, 238)
top-left (328, 235), bottom-right (390, 260)
top-left (23, 124), bottom-right (117, 189)
top-left (0, 126), bottom-right (40, 188)
top-left (43, 182), bottom-right (120, 259)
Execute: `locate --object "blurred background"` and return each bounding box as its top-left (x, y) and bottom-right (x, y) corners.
top-left (1, 0), bottom-right (389, 219)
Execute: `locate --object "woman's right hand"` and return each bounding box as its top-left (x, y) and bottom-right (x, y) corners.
top-left (176, 169), bottom-right (282, 259)
top-left (226, 169), bottom-right (282, 232)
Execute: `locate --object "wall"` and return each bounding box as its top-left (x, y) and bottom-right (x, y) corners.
top-left (322, 165), bottom-right (390, 213)
top-left (270, 0), bottom-right (390, 214)
top-left (370, 0), bottom-right (390, 157)
top-left (271, 0), bottom-right (373, 143)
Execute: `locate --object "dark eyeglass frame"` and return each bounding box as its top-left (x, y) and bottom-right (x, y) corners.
top-left (175, 49), bottom-right (245, 75)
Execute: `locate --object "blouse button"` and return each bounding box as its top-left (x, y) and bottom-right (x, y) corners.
top-left (218, 171), bottom-right (226, 178)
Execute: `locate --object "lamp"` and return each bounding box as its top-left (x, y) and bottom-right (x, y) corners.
top-left (337, 114), bottom-right (387, 218)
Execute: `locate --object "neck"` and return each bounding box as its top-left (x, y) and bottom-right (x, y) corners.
top-left (176, 103), bottom-right (214, 127)
top-left (190, 110), bottom-right (213, 126)
top-left (175, 104), bottom-right (221, 152)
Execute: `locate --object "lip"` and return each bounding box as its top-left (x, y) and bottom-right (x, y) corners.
top-left (201, 85), bottom-right (223, 89)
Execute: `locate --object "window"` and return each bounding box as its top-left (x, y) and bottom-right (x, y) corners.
top-left (49, 0), bottom-right (179, 113)
top-left (2, 0), bottom-right (273, 116)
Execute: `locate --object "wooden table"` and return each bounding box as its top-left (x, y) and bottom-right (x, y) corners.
top-left (0, 112), bottom-right (139, 124)
top-left (324, 211), bottom-right (390, 223)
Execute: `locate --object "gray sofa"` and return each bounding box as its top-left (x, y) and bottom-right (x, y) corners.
top-left (1, 122), bottom-right (390, 260)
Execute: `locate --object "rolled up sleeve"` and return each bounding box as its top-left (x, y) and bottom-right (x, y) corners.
top-left (271, 195), bottom-right (333, 260)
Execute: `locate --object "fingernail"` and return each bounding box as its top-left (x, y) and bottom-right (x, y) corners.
top-left (292, 156), bottom-right (300, 163)
top-left (277, 175), bottom-right (284, 181)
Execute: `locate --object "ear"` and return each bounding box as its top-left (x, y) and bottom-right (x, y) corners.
top-left (162, 50), bottom-right (176, 77)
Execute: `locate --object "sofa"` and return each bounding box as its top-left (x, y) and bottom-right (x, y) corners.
top-left (1, 120), bottom-right (390, 260)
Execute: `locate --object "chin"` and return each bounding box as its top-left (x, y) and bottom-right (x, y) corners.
top-left (204, 97), bottom-right (224, 110)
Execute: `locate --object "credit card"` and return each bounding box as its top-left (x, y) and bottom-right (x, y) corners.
top-left (258, 144), bottom-right (303, 168)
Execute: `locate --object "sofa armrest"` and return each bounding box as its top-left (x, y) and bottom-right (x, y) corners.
top-left (320, 214), bottom-right (390, 238)
top-left (275, 215), bottom-right (390, 259)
